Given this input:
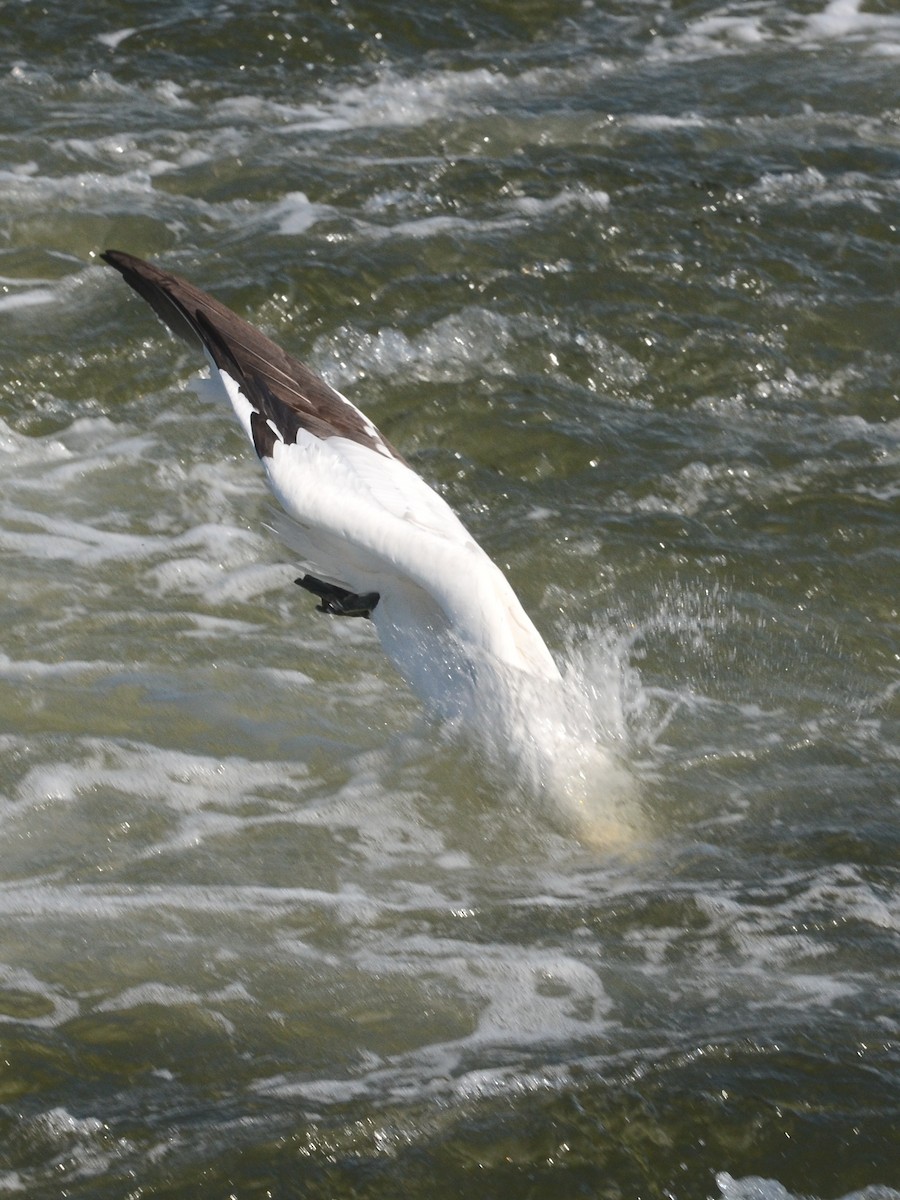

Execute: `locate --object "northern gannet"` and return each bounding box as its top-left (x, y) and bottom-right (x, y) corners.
top-left (103, 251), bottom-right (562, 727)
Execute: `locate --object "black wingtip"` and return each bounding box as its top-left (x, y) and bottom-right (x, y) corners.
top-left (102, 250), bottom-right (403, 464)
top-left (101, 248), bottom-right (156, 280)
top-left (100, 248), bottom-right (127, 268)
top-left (100, 249), bottom-right (204, 347)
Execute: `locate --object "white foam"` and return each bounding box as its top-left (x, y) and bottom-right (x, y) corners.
top-left (0, 162), bottom-right (155, 204)
top-left (6, 1107), bottom-right (134, 1187)
top-left (646, 0), bottom-right (900, 61)
top-left (0, 965), bottom-right (79, 1029)
top-left (279, 65), bottom-right (505, 133)
top-left (147, 544), bottom-right (284, 603)
top-left (717, 1177), bottom-right (805, 1200)
top-left (267, 190), bottom-right (330, 236)
top-left (0, 504), bottom-right (169, 566)
top-left (311, 307), bottom-right (543, 389)
top-left (95, 27), bottom-right (137, 49)
top-left (352, 183), bottom-right (611, 244)
top-left (0, 416), bottom-right (69, 466)
top-left (0, 286), bottom-right (56, 312)
top-left (716, 1174), bottom-right (900, 1200)
top-left (505, 187), bottom-right (610, 218)
top-left (747, 166), bottom-right (899, 214)
top-left (806, 0), bottom-right (900, 50)
top-left (470, 949), bottom-right (609, 1040)
top-left (624, 113), bottom-right (711, 131)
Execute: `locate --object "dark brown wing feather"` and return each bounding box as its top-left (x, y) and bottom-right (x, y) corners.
top-left (102, 249), bottom-right (399, 461)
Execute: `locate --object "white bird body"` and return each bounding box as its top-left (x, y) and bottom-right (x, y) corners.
top-left (103, 251), bottom-right (561, 726)
top-left (253, 415), bottom-right (562, 716)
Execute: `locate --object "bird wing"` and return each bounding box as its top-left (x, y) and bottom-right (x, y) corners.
top-left (102, 250), bottom-right (473, 551)
top-left (103, 250), bottom-right (560, 685)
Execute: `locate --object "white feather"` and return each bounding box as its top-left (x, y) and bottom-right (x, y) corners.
top-left (106, 249), bottom-right (635, 847)
top-left (209, 364), bottom-right (561, 712)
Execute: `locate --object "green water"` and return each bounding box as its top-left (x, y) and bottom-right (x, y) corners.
top-left (0, 0), bottom-right (898, 1197)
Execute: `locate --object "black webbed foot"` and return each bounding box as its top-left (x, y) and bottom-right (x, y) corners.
top-left (295, 574), bottom-right (379, 619)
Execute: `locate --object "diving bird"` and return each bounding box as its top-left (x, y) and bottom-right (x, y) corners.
top-left (102, 251), bottom-right (562, 728)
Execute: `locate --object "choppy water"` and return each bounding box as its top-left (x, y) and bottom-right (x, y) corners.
top-left (1, 0), bottom-right (899, 1196)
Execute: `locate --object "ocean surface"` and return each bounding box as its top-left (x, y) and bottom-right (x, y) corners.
top-left (1, 0), bottom-right (898, 1196)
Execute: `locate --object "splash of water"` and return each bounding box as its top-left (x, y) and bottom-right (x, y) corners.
top-left (431, 620), bottom-right (646, 850)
